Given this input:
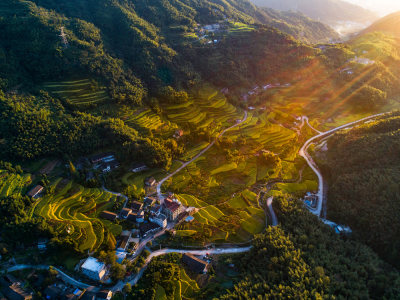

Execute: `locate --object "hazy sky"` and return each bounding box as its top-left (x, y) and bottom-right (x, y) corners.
top-left (344, 0), bottom-right (400, 16)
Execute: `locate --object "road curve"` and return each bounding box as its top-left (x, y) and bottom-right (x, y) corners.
top-left (300, 113), bottom-right (386, 217)
top-left (266, 197), bottom-right (278, 226)
top-left (102, 186), bottom-right (129, 209)
top-left (157, 111), bottom-right (248, 201)
top-left (119, 246), bottom-right (252, 290)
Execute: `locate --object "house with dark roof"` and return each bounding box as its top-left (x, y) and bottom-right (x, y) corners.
top-left (26, 185), bottom-right (43, 199)
top-left (100, 211), bottom-right (117, 221)
top-left (131, 201), bottom-right (143, 212)
top-left (90, 152), bottom-right (114, 164)
top-left (144, 197), bottom-right (157, 207)
top-left (163, 198), bottom-right (184, 221)
top-left (96, 290), bottom-right (112, 300)
top-left (150, 205), bottom-right (161, 216)
top-left (149, 214), bottom-right (167, 228)
top-left (3, 283), bottom-right (32, 300)
top-left (182, 253), bottom-right (209, 274)
top-left (120, 208), bottom-right (132, 219)
top-left (145, 177), bottom-right (157, 187)
top-left (131, 163), bottom-right (148, 173)
top-left (117, 235), bottom-right (130, 252)
top-left (139, 222), bottom-right (160, 237)
top-left (173, 129), bottom-right (184, 139)
top-left (126, 211), bottom-right (144, 223)
top-left (100, 160), bottom-right (119, 173)
top-left (44, 285), bottom-right (63, 299)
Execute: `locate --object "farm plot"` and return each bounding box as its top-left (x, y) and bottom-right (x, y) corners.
top-left (33, 180), bottom-right (119, 252)
top-left (0, 171), bottom-right (32, 198)
top-left (43, 79), bottom-right (109, 107)
top-left (164, 89), bottom-right (242, 131)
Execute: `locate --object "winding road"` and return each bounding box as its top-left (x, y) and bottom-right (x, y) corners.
top-left (157, 111), bottom-right (248, 201)
top-left (113, 246), bottom-right (252, 291)
top-left (299, 113), bottom-right (385, 217)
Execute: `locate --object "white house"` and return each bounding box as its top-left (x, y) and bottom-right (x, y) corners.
top-left (81, 257), bottom-right (106, 281)
top-left (149, 214), bottom-right (167, 228)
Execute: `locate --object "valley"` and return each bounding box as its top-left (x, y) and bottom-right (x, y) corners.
top-left (1, 0), bottom-right (400, 299)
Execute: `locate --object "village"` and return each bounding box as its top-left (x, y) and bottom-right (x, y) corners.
top-left (5, 150), bottom-right (213, 299)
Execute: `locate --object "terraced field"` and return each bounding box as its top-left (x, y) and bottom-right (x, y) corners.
top-left (163, 97), bottom-right (302, 243)
top-left (164, 89), bottom-right (242, 133)
top-left (118, 108), bottom-right (172, 133)
top-left (43, 79), bottom-right (109, 107)
top-left (32, 179), bottom-right (121, 252)
top-left (0, 170), bottom-right (32, 197)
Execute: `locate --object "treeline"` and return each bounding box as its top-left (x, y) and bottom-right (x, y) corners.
top-left (322, 113), bottom-right (400, 268)
top-left (215, 195), bottom-right (400, 299)
top-left (0, 91), bottom-right (178, 169)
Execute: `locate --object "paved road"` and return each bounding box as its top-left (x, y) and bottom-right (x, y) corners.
top-left (266, 197), bottom-right (278, 226)
top-left (115, 246), bottom-right (252, 291)
top-left (5, 265), bottom-right (93, 291)
top-left (102, 186), bottom-right (129, 209)
top-left (157, 111), bottom-right (248, 201)
top-left (302, 116), bottom-right (322, 134)
top-left (299, 113), bottom-right (385, 217)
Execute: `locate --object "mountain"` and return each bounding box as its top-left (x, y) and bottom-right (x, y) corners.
top-left (250, 0), bottom-right (378, 33)
top-left (0, 0), bottom-right (334, 107)
top-left (361, 11), bottom-right (400, 37)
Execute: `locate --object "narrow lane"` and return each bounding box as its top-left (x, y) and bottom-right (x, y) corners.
top-left (300, 113), bottom-right (385, 217)
top-left (157, 111), bottom-right (248, 201)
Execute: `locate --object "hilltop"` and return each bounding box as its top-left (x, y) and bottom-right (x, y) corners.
top-left (361, 11), bottom-right (400, 37)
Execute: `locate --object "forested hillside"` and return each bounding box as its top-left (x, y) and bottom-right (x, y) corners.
top-left (215, 196), bottom-right (400, 299)
top-left (322, 112), bottom-right (400, 268)
top-left (0, 0), bottom-right (337, 105)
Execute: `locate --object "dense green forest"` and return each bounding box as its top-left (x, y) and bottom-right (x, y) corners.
top-left (217, 196), bottom-right (400, 299)
top-left (0, 91), bottom-right (179, 168)
top-left (321, 112), bottom-right (400, 269)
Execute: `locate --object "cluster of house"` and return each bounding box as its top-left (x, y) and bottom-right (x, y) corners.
top-left (0, 274), bottom-right (33, 300)
top-left (45, 283), bottom-right (112, 300)
top-left (240, 82), bottom-right (291, 101)
top-left (0, 272), bottom-right (112, 300)
top-left (100, 195), bottom-right (188, 238)
top-left (90, 152), bottom-right (119, 173)
top-left (194, 23), bottom-right (222, 44)
top-left (340, 54), bottom-right (375, 75)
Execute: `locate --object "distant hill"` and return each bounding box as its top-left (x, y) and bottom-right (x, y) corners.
top-left (260, 8), bottom-right (339, 43)
top-left (361, 11), bottom-right (400, 37)
top-left (250, 0), bottom-right (378, 31)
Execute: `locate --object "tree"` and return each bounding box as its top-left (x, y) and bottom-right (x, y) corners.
top-left (69, 161), bottom-right (77, 176)
top-left (350, 85), bottom-right (387, 111)
top-left (111, 264), bottom-right (125, 281)
top-left (123, 283), bottom-right (132, 295)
